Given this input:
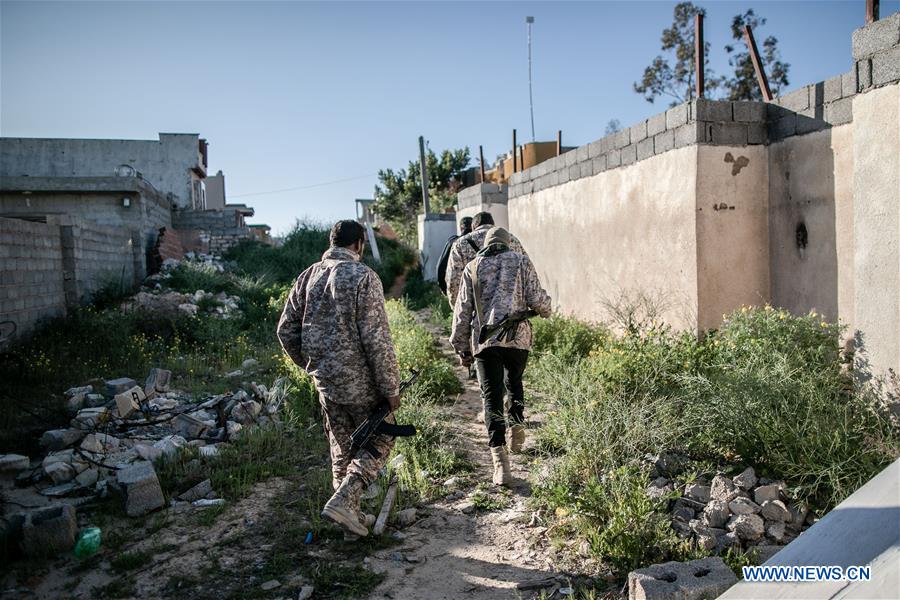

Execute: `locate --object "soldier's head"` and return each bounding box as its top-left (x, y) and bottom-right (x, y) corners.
top-left (483, 227), bottom-right (510, 249)
top-left (330, 220), bottom-right (366, 255)
top-left (459, 217), bottom-right (473, 236)
top-left (472, 212), bottom-right (494, 229)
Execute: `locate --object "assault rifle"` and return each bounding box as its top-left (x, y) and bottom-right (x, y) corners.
top-left (349, 370), bottom-right (419, 459)
top-left (478, 309), bottom-right (538, 345)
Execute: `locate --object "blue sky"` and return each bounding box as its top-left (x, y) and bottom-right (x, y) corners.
top-left (2, 0), bottom-right (895, 234)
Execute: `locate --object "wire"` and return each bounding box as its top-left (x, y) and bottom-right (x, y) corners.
top-left (229, 173), bottom-right (377, 199)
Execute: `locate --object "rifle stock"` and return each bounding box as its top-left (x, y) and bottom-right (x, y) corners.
top-left (349, 370), bottom-right (419, 459)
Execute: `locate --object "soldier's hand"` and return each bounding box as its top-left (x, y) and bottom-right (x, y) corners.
top-left (458, 352), bottom-right (473, 367)
top-left (386, 394), bottom-right (401, 411)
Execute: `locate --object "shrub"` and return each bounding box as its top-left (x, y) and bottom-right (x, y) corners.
top-left (531, 314), bottom-right (608, 362)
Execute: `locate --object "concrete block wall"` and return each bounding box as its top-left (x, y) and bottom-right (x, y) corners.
top-left (456, 183), bottom-right (509, 230)
top-left (0, 217), bottom-right (67, 338)
top-left (70, 223), bottom-right (139, 303)
top-left (172, 208), bottom-right (252, 255)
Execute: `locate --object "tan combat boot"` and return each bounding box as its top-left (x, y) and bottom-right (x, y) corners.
top-left (490, 446), bottom-right (513, 486)
top-left (322, 474), bottom-right (368, 537)
top-left (344, 512), bottom-right (377, 541)
top-left (509, 424), bottom-right (526, 453)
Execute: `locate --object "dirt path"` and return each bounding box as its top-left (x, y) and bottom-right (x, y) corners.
top-left (363, 311), bottom-right (570, 600)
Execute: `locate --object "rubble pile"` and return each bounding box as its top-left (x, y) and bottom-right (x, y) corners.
top-left (128, 253), bottom-right (241, 318)
top-left (645, 454), bottom-right (812, 560)
top-left (1, 365), bottom-right (283, 557)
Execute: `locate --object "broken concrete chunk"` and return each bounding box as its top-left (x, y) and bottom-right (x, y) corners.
top-left (710, 474), bottom-right (740, 503)
top-left (702, 500), bottom-right (730, 528)
top-left (754, 483), bottom-right (783, 505)
top-left (395, 508), bottom-right (417, 528)
top-left (80, 433), bottom-right (120, 454)
top-left (66, 393), bottom-right (87, 414)
top-left (44, 462), bottom-right (76, 484)
top-left (225, 421), bottom-right (243, 438)
top-left (241, 358), bottom-right (259, 371)
top-left (178, 479), bottom-right (213, 502)
top-left (65, 385), bottom-right (93, 397)
top-left (766, 521), bottom-right (786, 542)
top-left (173, 413), bottom-right (208, 439)
top-left (628, 556), bottom-right (737, 600)
top-left (21, 505), bottom-right (78, 557)
top-left (117, 461), bottom-right (165, 517)
top-left (153, 435), bottom-right (187, 458)
top-left (732, 467), bottom-right (757, 490)
top-left (0, 454), bottom-right (30, 472)
top-left (135, 444), bottom-right (163, 462)
top-left (230, 400), bottom-right (261, 425)
top-left (684, 483), bottom-right (711, 503)
top-left (760, 499), bottom-right (791, 522)
top-left (84, 393), bottom-right (108, 408)
top-left (39, 428), bottom-right (85, 451)
top-left (105, 377), bottom-right (138, 397)
top-left (727, 513), bottom-right (765, 541)
top-left (144, 368), bottom-right (172, 397)
top-left (75, 468), bottom-right (100, 487)
top-left (149, 397), bottom-right (178, 411)
top-left (71, 407), bottom-right (109, 429)
top-left (114, 386), bottom-right (146, 419)
top-left (728, 496), bottom-right (762, 516)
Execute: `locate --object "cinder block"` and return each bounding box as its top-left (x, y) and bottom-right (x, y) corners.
top-left (857, 59), bottom-right (873, 90)
top-left (692, 99), bottom-right (732, 122)
top-left (606, 148), bottom-right (621, 169)
top-left (546, 170), bottom-right (559, 187)
top-left (588, 138), bottom-right (606, 159)
top-left (796, 113), bottom-right (828, 135)
top-left (646, 112), bottom-right (667, 137)
top-left (732, 101), bottom-right (766, 122)
top-left (851, 12), bottom-right (900, 60)
top-left (708, 122), bottom-right (748, 146)
top-left (872, 45), bottom-right (900, 86)
top-left (592, 155), bottom-right (607, 174)
top-left (565, 149), bottom-right (577, 167)
top-left (630, 121), bottom-right (648, 143)
top-left (579, 160), bottom-right (593, 179)
top-left (823, 75), bottom-right (843, 103)
top-left (636, 137), bottom-right (655, 161)
top-left (666, 103), bottom-right (689, 129)
top-left (809, 82), bottom-right (825, 108)
top-left (614, 128), bottom-right (631, 149)
top-left (841, 69), bottom-right (858, 98)
top-left (747, 123), bottom-right (767, 144)
top-left (825, 97), bottom-right (853, 126)
top-left (654, 129), bottom-right (675, 154)
top-left (777, 87), bottom-right (810, 112)
top-left (558, 168), bottom-right (570, 184)
top-left (621, 144), bottom-right (637, 166)
top-left (568, 164), bottom-right (580, 181)
top-left (576, 145), bottom-right (590, 164)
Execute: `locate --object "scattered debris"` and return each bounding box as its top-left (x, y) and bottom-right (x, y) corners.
top-left (0, 454), bottom-right (30, 472)
top-left (628, 556), bottom-right (737, 600)
top-left (117, 461), bottom-right (165, 517)
top-left (20, 505), bottom-right (78, 557)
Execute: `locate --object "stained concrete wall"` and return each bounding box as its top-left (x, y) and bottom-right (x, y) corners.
top-left (510, 147), bottom-right (700, 328)
top-left (417, 213), bottom-right (457, 281)
top-left (0, 133), bottom-right (204, 209)
top-left (456, 183), bottom-right (509, 230)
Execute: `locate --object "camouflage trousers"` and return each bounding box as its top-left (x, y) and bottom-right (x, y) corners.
top-left (321, 398), bottom-right (395, 490)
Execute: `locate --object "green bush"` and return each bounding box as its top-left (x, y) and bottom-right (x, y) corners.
top-left (531, 314), bottom-right (608, 362)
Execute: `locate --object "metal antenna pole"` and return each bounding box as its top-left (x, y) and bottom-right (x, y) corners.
top-left (526, 16), bottom-right (535, 142)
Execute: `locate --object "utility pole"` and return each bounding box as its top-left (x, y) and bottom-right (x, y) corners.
top-left (418, 135), bottom-right (430, 213)
top-left (526, 16), bottom-right (536, 142)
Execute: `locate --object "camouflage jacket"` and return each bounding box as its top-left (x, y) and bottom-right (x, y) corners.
top-left (451, 248), bottom-right (552, 356)
top-left (445, 225), bottom-right (527, 307)
top-left (277, 246), bottom-right (400, 405)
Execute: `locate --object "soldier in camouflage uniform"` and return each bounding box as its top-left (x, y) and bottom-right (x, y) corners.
top-left (445, 212), bottom-right (527, 308)
top-left (451, 227), bottom-right (551, 485)
top-left (277, 220), bottom-right (400, 537)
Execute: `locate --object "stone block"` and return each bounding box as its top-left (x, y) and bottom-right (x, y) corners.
top-left (653, 129), bottom-right (675, 154)
top-left (732, 467), bottom-right (757, 490)
top-left (80, 432), bottom-right (120, 453)
top-left (630, 120), bottom-right (648, 143)
top-left (21, 505), bottom-right (77, 557)
top-left (693, 99), bottom-right (732, 122)
top-left (628, 557), bottom-right (737, 600)
top-left (857, 59), bottom-right (872, 90)
top-left (178, 478), bottom-right (213, 502)
top-left (777, 86), bottom-right (810, 112)
top-left (75, 468), bottom-right (99, 487)
top-left (825, 97), bottom-right (853, 125)
top-left (728, 497), bottom-right (762, 515)
top-left (568, 164), bottom-right (581, 181)
top-left (579, 160), bottom-right (593, 179)
top-left (754, 483), bottom-right (783, 505)
top-left (613, 128), bottom-right (631, 149)
top-left (114, 386), bottom-right (146, 419)
top-left (105, 377), bottom-right (137, 397)
top-left (728, 513), bottom-right (765, 541)
top-left (39, 428), bottom-right (85, 451)
top-left (665, 103), bottom-right (689, 129)
top-left (646, 112), bottom-right (667, 137)
top-left (0, 454), bottom-right (30, 472)
top-left (558, 167), bottom-right (570, 184)
top-left (621, 144), bottom-right (637, 166)
top-left (823, 75), bottom-right (844, 103)
top-left (592, 155), bottom-right (606, 174)
top-left (673, 122), bottom-right (706, 148)
top-left (117, 461), bottom-right (165, 517)
top-left (711, 475), bottom-right (739, 503)
top-left (732, 101), bottom-right (766, 122)
top-left (636, 137), bottom-right (655, 161)
top-left (564, 149), bottom-right (577, 167)
top-left (872, 45), bottom-right (900, 86)
top-left (546, 170), bottom-right (559, 187)
top-left (685, 483), bottom-right (711, 503)
top-left (809, 82), bottom-right (825, 108)
top-left (588, 138), bottom-right (606, 159)
top-left (760, 499), bottom-right (791, 522)
top-left (708, 122), bottom-right (748, 146)
top-left (851, 12), bottom-right (900, 60)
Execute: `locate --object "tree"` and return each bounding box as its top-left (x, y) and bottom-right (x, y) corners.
top-left (722, 10), bottom-right (789, 100)
top-left (373, 146), bottom-right (470, 245)
top-left (605, 119), bottom-right (622, 136)
top-left (634, 2), bottom-right (721, 106)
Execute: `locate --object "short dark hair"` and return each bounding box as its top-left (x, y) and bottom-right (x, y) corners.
top-left (472, 212), bottom-right (494, 228)
top-left (460, 217), bottom-right (473, 234)
top-left (330, 220), bottom-right (366, 248)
